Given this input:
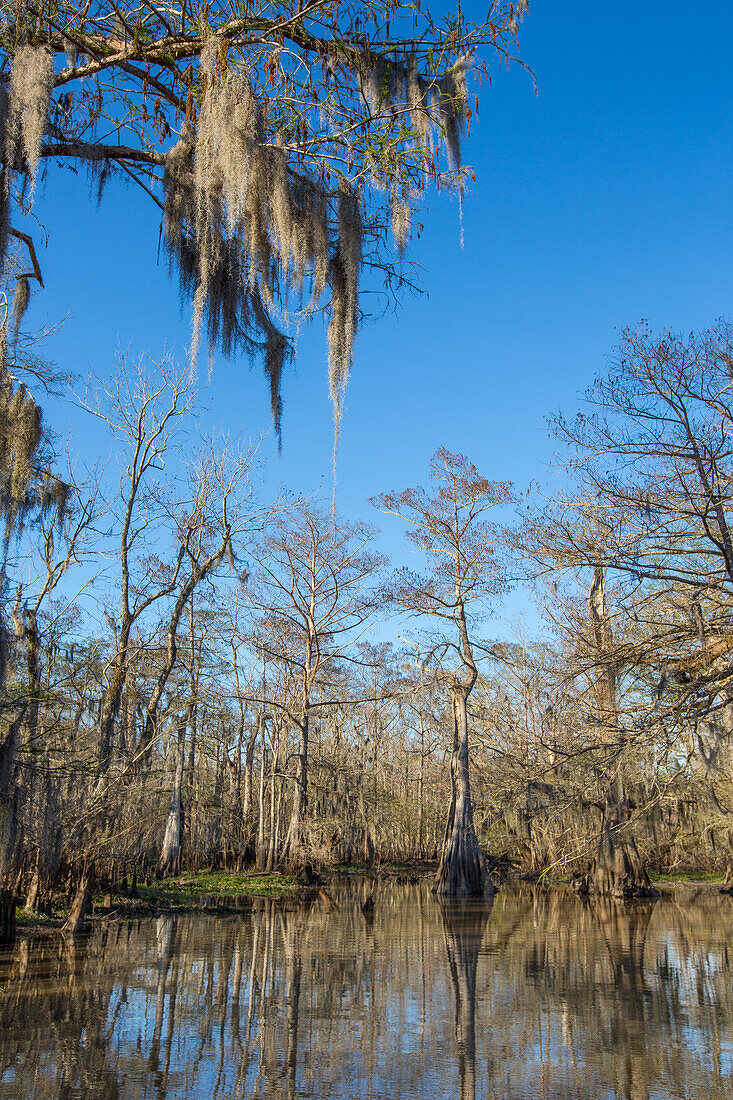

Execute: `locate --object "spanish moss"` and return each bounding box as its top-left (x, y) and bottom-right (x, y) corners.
top-left (327, 182), bottom-right (362, 443)
top-left (11, 277), bottom-right (29, 340)
top-left (6, 46), bottom-right (54, 193)
top-left (390, 194), bottom-right (412, 256)
top-left (0, 320), bottom-right (69, 547)
top-left (162, 40), bottom-right (361, 440)
top-left (437, 56), bottom-right (471, 173)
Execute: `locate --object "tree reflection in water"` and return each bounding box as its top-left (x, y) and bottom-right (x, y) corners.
top-left (2, 883), bottom-right (733, 1099)
top-left (436, 897), bottom-right (493, 1100)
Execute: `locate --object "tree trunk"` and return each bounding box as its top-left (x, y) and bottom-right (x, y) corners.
top-left (256, 714), bottom-right (268, 871)
top-left (282, 714), bottom-right (309, 868)
top-left (266, 722), bottom-right (279, 872)
top-left (242, 728), bottom-right (255, 845)
top-left (63, 872), bottom-right (90, 935)
top-left (0, 889), bottom-right (16, 944)
top-left (433, 691), bottom-right (491, 896)
top-left (229, 715), bottom-right (244, 864)
top-left (587, 566), bottom-right (655, 897)
top-left (0, 713), bottom-right (24, 883)
top-left (99, 647), bottom-right (128, 774)
top-left (418, 717), bottom-right (425, 858)
top-left (25, 869), bottom-right (39, 912)
top-left (589, 801), bottom-right (658, 898)
top-left (158, 718), bottom-right (187, 877)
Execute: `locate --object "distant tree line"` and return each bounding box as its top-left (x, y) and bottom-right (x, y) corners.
top-left (3, 319), bottom-right (733, 918)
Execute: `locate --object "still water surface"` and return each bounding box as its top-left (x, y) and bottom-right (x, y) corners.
top-left (2, 878), bottom-right (733, 1099)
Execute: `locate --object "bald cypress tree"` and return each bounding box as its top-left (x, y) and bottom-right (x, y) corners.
top-left (375, 449), bottom-right (511, 896)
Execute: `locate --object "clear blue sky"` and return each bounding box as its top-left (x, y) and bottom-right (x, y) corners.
top-left (22, 1), bottom-right (733, 618)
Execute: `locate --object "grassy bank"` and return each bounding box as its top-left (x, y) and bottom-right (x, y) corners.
top-left (8, 864), bottom-right (731, 943)
top-left (651, 871), bottom-right (725, 887)
top-left (137, 870), bottom-right (302, 906)
top-left (7, 871), bottom-right (305, 940)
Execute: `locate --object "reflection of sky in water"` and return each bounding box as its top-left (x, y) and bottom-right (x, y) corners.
top-left (3, 884), bottom-right (733, 1098)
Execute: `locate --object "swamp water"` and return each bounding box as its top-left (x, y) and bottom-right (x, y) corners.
top-left (1, 879), bottom-right (733, 1099)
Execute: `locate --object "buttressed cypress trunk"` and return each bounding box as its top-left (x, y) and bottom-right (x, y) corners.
top-left (433, 689), bottom-right (491, 897)
top-left (587, 566), bottom-right (656, 899)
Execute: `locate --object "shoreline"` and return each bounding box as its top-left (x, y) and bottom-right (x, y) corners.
top-left (6, 864), bottom-right (732, 941)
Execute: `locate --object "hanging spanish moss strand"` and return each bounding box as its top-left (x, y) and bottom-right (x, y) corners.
top-left (364, 55), bottom-right (392, 117)
top-left (11, 277), bottom-right (29, 340)
top-left (293, 175), bottom-right (330, 308)
top-left (510, 0), bottom-right (531, 34)
top-left (365, 52), bottom-right (431, 157)
top-left (251, 287), bottom-right (291, 448)
top-left (6, 46), bottom-right (54, 194)
top-left (390, 193), bottom-right (412, 256)
top-left (0, 331), bottom-right (41, 543)
top-left (364, 49), bottom-right (473, 177)
top-left (327, 182), bottom-right (362, 444)
top-left (0, 319), bottom-right (69, 547)
top-left (163, 112), bottom-right (259, 364)
top-left (161, 121), bottom-right (198, 297)
top-left (162, 38), bottom-right (482, 449)
top-left (436, 56), bottom-right (471, 172)
top-left (407, 53), bottom-right (434, 168)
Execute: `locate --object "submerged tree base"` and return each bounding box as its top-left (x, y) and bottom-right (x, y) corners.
top-left (62, 873), bottom-right (91, 935)
top-left (433, 831), bottom-right (494, 897)
top-left (0, 889), bottom-right (16, 944)
top-left (583, 825), bottom-right (659, 899)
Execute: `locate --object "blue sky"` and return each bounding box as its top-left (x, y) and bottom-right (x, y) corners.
top-left (17, 1), bottom-right (733, 627)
